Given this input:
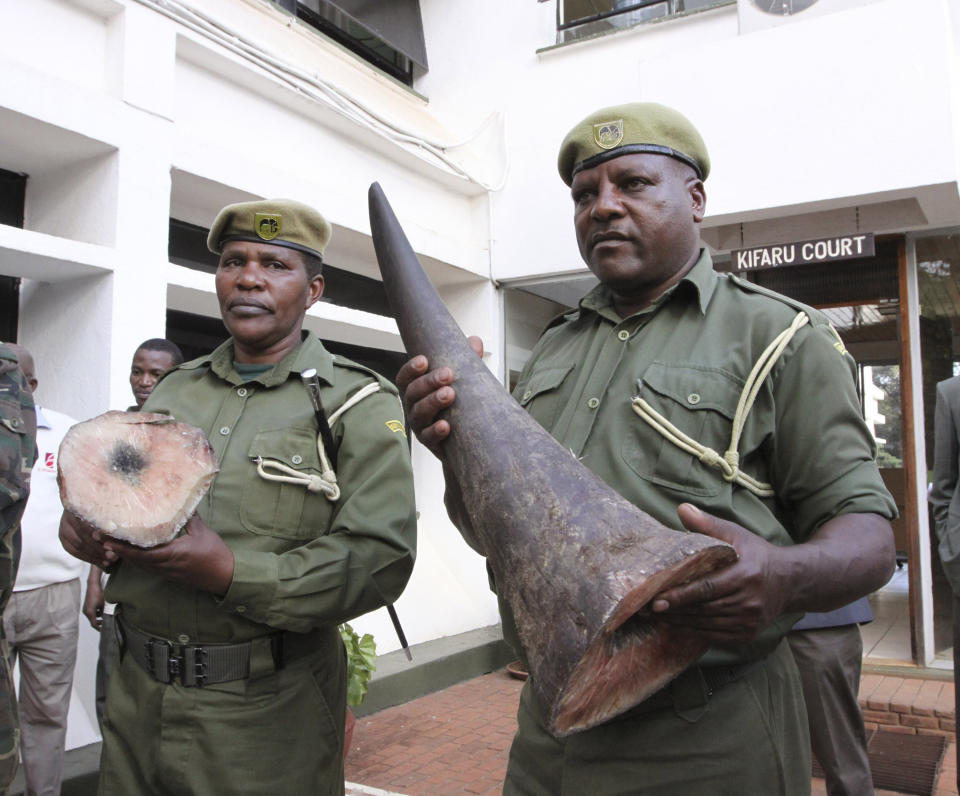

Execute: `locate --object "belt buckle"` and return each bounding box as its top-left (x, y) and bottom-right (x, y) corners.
top-left (144, 638), bottom-right (175, 684)
top-left (168, 652), bottom-right (182, 682)
top-left (182, 646), bottom-right (207, 687)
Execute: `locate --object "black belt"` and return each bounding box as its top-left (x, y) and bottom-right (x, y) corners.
top-left (616, 660), bottom-right (760, 720)
top-left (118, 616), bottom-right (327, 687)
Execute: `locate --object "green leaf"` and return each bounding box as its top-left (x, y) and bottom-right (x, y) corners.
top-left (340, 623), bottom-right (377, 706)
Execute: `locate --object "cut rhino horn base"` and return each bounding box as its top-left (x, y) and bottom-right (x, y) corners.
top-left (368, 182), bottom-right (738, 736)
top-left (58, 411), bottom-right (218, 548)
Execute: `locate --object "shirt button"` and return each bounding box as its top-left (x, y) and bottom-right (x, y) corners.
top-left (219, 426), bottom-right (230, 436)
top-left (587, 397), bottom-right (600, 409)
top-left (522, 390), bottom-right (533, 401)
top-left (10, 418), bottom-right (20, 428)
top-left (687, 393), bottom-right (701, 405)
top-left (292, 454), bottom-right (303, 465)
top-left (236, 605), bottom-right (246, 614)
top-left (177, 634), bottom-right (190, 644)
top-left (617, 330), bottom-right (630, 341)
top-left (237, 387), bottom-right (248, 397)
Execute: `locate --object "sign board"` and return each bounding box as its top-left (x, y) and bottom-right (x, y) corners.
top-left (732, 233), bottom-right (875, 272)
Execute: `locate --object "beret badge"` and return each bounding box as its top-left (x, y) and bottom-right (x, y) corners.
top-left (593, 119), bottom-right (624, 150)
top-left (255, 213), bottom-right (282, 241)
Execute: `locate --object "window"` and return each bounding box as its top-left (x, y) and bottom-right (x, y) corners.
top-left (272, 0), bottom-right (427, 86)
top-left (558, 0), bottom-right (730, 42)
top-left (0, 167), bottom-right (26, 341)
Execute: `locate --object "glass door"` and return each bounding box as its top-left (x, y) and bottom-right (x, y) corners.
top-left (916, 232), bottom-right (960, 666)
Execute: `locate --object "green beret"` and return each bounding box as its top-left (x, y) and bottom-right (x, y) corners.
top-left (207, 198), bottom-right (332, 260)
top-left (557, 102), bottom-right (710, 186)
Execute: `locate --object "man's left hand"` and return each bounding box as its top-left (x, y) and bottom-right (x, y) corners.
top-left (649, 503), bottom-right (789, 646)
top-left (102, 515), bottom-right (235, 596)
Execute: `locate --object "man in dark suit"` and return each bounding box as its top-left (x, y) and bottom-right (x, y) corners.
top-left (929, 374), bottom-right (960, 792)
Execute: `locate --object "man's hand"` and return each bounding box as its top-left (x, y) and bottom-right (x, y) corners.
top-left (83, 566), bottom-right (105, 631)
top-left (650, 504), bottom-right (785, 645)
top-left (60, 511), bottom-right (115, 569)
top-left (651, 504), bottom-right (895, 646)
top-left (101, 515), bottom-right (235, 596)
top-left (395, 336), bottom-right (483, 456)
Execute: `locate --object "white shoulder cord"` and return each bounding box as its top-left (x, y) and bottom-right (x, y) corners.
top-left (255, 381), bottom-right (383, 502)
top-left (630, 311), bottom-right (811, 497)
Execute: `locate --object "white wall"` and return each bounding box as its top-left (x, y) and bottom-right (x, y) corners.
top-left (420, 0), bottom-right (960, 283)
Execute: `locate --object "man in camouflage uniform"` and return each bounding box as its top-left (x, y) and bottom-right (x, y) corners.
top-left (0, 343), bottom-right (37, 791)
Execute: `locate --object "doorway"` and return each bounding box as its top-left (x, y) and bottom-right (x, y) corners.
top-left (751, 238), bottom-right (913, 664)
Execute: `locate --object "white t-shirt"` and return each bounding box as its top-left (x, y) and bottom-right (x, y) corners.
top-left (14, 406), bottom-right (86, 591)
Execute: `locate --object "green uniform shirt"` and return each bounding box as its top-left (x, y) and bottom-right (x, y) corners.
top-left (106, 333), bottom-right (417, 643)
top-left (509, 248), bottom-right (896, 666)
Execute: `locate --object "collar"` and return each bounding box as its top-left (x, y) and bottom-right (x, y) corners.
top-left (194, 332), bottom-right (335, 388)
top-left (579, 247), bottom-right (717, 320)
top-left (34, 406), bottom-right (51, 429)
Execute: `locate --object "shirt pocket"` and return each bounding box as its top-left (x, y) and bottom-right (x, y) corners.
top-left (621, 362), bottom-right (742, 497)
top-left (240, 426), bottom-right (332, 540)
top-left (514, 363), bottom-right (575, 430)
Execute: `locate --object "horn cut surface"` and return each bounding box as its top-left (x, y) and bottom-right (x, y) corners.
top-left (368, 183), bottom-right (737, 736)
top-left (58, 411), bottom-right (218, 548)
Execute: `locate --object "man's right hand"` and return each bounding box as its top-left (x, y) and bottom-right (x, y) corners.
top-left (83, 567), bottom-right (105, 631)
top-left (395, 336), bottom-right (484, 456)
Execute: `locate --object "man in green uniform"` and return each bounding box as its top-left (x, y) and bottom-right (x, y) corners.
top-left (60, 199), bottom-right (417, 796)
top-left (398, 104), bottom-right (896, 795)
top-left (0, 343), bottom-right (37, 791)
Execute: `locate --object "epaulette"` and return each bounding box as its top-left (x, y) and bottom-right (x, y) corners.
top-left (177, 354), bottom-right (210, 372)
top-left (545, 307), bottom-right (581, 333)
top-left (330, 355), bottom-right (399, 393)
top-left (726, 272), bottom-right (830, 329)
top-left (0, 344), bottom-right (16, 363)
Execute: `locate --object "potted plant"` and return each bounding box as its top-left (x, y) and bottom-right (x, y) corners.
top-left (339, 622), bottom-right (377, 757)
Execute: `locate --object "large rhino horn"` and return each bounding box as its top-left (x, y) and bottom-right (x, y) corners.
top-left (368, 182), bottom-right (737, 736)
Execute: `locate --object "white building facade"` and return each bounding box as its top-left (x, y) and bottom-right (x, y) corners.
top-left (2, 0), bottom-right (959, 751)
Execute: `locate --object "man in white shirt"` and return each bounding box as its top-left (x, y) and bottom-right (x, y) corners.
top-left (3, 346), bottom-right (83, 796)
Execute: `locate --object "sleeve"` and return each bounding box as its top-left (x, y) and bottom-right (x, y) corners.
top-left (768, 323), bottom-right (897, 540)
top-left (930, 381), bottom-right (958, 541)
top-left (0, 354), bottom-right (36, 608)
top-left (219, 387), bottom-right (417, 632)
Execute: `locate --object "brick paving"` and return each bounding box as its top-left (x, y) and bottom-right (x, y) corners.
top-left (346, 671), bottom-right (523, 796)
top-left (861, 673), bottom-right (957, 738)
top-left (345, 668), bottom-right (960, 796)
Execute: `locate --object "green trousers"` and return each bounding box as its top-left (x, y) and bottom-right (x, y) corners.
top-left (0, 637), bottom-right (18, 791)
top-left (504, 640), bottom-right (811, 796)
top-left (98, 627), bottom-right (347, 796)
